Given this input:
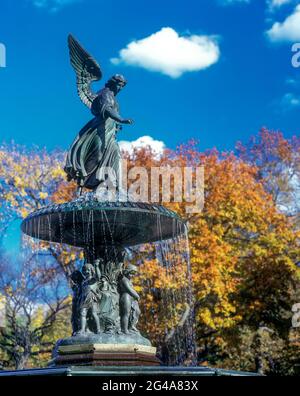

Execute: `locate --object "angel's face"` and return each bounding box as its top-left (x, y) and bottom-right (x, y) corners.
top-left (116, 81), bottom-right (126, 93)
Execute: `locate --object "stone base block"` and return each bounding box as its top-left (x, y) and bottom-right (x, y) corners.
top-left (50, 343), bottom-right (160, 367)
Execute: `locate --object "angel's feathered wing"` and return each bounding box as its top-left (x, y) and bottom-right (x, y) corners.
top-left (68, 34), bottom-right (102, 109)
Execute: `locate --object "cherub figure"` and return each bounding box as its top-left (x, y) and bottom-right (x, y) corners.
top-left (98, 275), bottom-right (119, 333)
top-left (77, 261), bottom-right (101, 334)
top-left (118, 264), bottom-right (141, 334)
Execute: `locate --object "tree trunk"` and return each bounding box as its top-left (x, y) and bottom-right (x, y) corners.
top-left (14, 351), bottom-right (30, 370)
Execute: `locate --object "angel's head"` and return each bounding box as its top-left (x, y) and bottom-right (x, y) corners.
top-left (105, 74), bottom-right (127, 95)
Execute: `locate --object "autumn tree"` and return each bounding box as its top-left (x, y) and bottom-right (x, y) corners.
top-left (0, 142), bottom-right (66, 222)
top-left (123, 141), bottom-right (300, 373)
top-left (0, 142), bottom-right (81, 278)
top-left (236, 128), bottom-right (300, 224)
top-left (0, 251), bottom-right (70, 369)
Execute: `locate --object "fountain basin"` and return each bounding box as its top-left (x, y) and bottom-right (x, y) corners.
top-left (21, 199), bottom-right (185, 248)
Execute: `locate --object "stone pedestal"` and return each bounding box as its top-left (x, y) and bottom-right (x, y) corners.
top-left (50, 343), bottom-right (160, 367)
top-left (0, 366), bottom-right (261, 376)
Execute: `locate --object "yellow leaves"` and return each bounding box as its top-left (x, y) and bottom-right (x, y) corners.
top-left (51, 167), bottom-right (65, 179)
top-left (198, 308), bottom-right (216, 329)
top-left (57, 249), bottom-right (81, 266)
top-left (13, 164), bottom-right (22, 173)
top-left (59, 251), bottom-right (72, 265)
top-left (39, 192), bottom-right (48, 200)
top-left (134, 285), bottom-right (143, 293)
top-left (31, 307), bottom-right (45, 329)
top-left (0, 144), bottom-right (66, 220)
top-left (64, 295), bottom-right (72, 305)
top-left (13, 176), bottom-right (24, 188)
top-left (20, 208), bottom-right (29, 218)
top-left (78, 251), bottom-right (84, 260)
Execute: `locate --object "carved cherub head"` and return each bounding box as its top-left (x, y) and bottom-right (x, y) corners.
top-left (123, 264), bottom-right (138, 279)
top-left (82, 263), bottom-right (95, 279)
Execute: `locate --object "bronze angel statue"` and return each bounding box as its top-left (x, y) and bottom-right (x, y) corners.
top-left (64, 34), bottom-right (133, 194)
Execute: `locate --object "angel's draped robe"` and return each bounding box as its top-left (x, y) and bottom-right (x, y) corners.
top-left (65, 87), bottom-right (121, 190)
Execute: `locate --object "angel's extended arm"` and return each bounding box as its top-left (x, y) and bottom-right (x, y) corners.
top-left (105, 107), bottom-right (131, 124)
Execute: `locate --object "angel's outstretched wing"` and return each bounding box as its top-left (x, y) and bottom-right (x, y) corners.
top-left (68, 34), bottom-right (102, 109)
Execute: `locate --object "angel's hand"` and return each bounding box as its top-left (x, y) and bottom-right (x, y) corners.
top-left (122, 118), bottom-right (134, 125)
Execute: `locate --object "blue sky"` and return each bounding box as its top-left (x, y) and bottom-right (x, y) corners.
top-left (0, 0), bottom-right (299, 154)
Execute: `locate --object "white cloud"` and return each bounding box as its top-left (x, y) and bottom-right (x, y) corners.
top-left (267, 0), bottom-right (297, 13)
top-left (267, 4), bottom-right (300, 42)
top-left (268, 0), bottom-right (292, 8)
top-left (281, 92), bottom-right (300, 109)
top-left (30, 0), bottom-right (81, 11)
top-left (119, 136), bottom-right (166, 156)
top-left (267, 1), bottom-right (299, 14)
top-left (286, 77), bottom-right (297, 84)
top-left (286, 76), bottom-right (300, 85)
top-left (111, 27), bottom-right (220, 78)
top-left (218, 0), bottom-right (250, 5)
